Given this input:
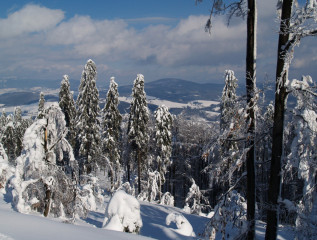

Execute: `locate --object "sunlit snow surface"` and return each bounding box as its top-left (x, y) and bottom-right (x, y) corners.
top-left (0, 192), bottom-right (209, 240)
top-left (0, 191), bottom-right (297, 240)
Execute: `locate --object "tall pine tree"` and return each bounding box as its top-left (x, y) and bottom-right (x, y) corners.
top-left (101, 77), bottom-right (122, 190)
top-left (38, 92), bottom-right (45, 119)
top-left (76, 59), bottom-right (101, 175)
top-left (154, 105), bottom-right (173, 201)
top-left (59, 75), bottom-right (76, 149)
top-left (127, 74), bottom-right (149, 194)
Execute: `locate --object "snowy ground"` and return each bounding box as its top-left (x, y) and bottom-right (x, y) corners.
top-left (0, 191), bottom-right (297, 240)
top-left (0, 192), bottom-right (210, 240)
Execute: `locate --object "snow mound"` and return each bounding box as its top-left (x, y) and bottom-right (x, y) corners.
top-left (103, 190), bottom-right (142, 234)
top-left (165, 212), bottom-right (196, 237)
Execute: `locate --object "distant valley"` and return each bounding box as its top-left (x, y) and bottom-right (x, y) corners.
top-left (0, 78), bottom-right (226, 121)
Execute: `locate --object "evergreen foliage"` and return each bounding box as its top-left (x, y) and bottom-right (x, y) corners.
top-left (101, 77), bottom-right (122, 190)
top-left (127, 74), bottom-right (149, 194)
top-left (59, 75), bottom-right (76, 149)
top-left (38, 92), bottom-right (45, 119)
top-left (76, 59), bottom-right (101, 175)
top-left (154, 105), bottom-right (173, 200)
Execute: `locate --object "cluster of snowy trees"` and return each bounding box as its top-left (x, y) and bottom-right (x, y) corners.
top-left (1, 1), bottom-right (317, 238)
top-left (0, 59), bottom-right (201, 222)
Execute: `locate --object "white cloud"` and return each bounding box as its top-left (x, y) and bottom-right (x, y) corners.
top-left (0, 2), bottom-right (316, 86)
top-left (0, 4), bottom-right (64, 39)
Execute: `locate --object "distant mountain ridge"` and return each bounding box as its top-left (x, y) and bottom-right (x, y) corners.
top-left (0, 78), bottom-right (224, 108)
top-left (101, 78), bottom-right (225, 103)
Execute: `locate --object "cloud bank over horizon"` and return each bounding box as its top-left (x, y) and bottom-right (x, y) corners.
top-left (0, 2), bottom-right (316, 88)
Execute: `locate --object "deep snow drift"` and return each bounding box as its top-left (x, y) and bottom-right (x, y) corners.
top-left (0, 191), bottom-right (297, 240)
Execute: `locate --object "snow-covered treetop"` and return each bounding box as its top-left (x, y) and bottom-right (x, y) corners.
top-left (132, 74), bottom-right (145, 93)
top-left (222, 70), bottom-right (238, 99)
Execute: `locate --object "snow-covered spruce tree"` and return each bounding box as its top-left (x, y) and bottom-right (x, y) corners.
top-left (220, 70), bottom-right (238, 132)
top-left (284, 76), bottom-right (317, 239)
top-left (11, 104), bottom-right (78, 219)
top-left (76, 59), bottom-right (101, 175)
top-left (38, 92), bottom-right (45, 119)
top-left (101, 77), bottom-right (122, 190)
top-left (183, 178), bottom-right (209, 215)
top-left (127, 74), bottom-right (149, 194)
top-left (0, 109), bottom-right (8, 138)
top-left (0, 142), bottom-right (13, 192)
top-left (154, 105), bottom-right (173, 201)
top-left (209, 70), bottom-right (245, 193)
top-left (14, 106), bottom-right (30, 159)
top-left (1, 115), bottom-right (16, 163)
top-left (138, 170), bottom-right (160, 202)
top-left (59, 75), bottom-right (76, 149)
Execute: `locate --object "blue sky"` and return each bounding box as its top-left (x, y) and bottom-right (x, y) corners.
top-left (0, 0), bottom-right (316, 88)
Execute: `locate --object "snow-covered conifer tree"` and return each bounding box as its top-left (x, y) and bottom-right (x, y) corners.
top-left (59, 75), bottom-right (76, 149)
top-left (76, 59), bottom-right (101, 175)
top-left (0, 109), bottom-right (7, 136)
top-left (210, 70), bottom-right (244, 190)
top-left (13, 107), bottom-right (29, 158)
top-left (101, 77), bottom-right (122, 190)
top-left (127, 74), bottom-right (149, 194)
top-left (184, 178), bottom-right (209, 215)
top-left (38, 92), bottom-right (45, 119)
top-left (220, 70), bottom-right (238, 131)
top-left (138, 170), bottom-right (160, 202)
top-left (1, 115), bottom-right (16, 163)
top-left (154, 105), bottom-right (173, 201)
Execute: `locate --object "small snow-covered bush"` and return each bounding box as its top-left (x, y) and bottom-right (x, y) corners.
top-left (103, 190), bottom-right (142, 234)
top-left (75, 175), bottom-right (104, 218)
top-left (166, 212), bottom-right (196, 237)
top-left (160, 192), bottom-right (174, 206)
top-left (204, 190), bottom-right (247, 240)
top-left (138, 170), bottom-right (160, 202)
top-left (184, 178), bottom-right (209, 215)
top-left (117, 182), bottom-right (135, 196)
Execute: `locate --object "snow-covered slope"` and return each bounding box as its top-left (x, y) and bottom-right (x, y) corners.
top-left (0, 192), bottom-right (296, 240)
top-left (0, 193), bottom-right (210, 240)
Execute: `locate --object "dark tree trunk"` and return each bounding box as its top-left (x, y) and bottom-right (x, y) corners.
top-left (158, 158), bottom-right (162, 201)
top-left (44, 183), bottom-right (51, 217)
top-left (265, 1), bottom-right (293, 239)
top-left (137, 149), bottom-right (141, 194)
top-left (127, 160), bottom-right (131, 183)
top-left (246, 0), bottom-right (257, 239)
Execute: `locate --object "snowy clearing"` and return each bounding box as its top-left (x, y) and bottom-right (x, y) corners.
top-left (0, 192), bottom-right (297, 240)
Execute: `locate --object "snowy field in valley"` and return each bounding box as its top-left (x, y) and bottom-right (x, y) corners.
top-left (119, 96), bottom-right (219, 110)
